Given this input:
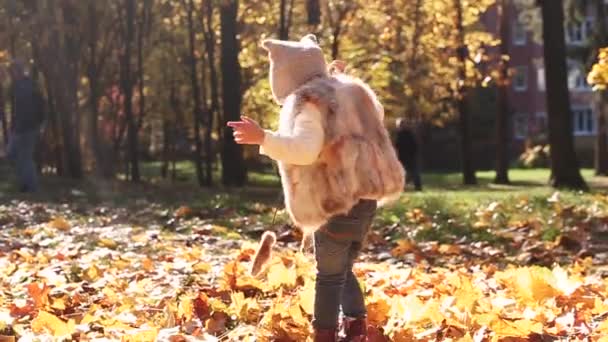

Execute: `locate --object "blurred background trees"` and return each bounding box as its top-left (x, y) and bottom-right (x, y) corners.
top-left (0, 0), bottom-right (604, 190)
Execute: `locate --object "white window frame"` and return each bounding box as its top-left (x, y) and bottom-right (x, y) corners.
top-left (537, 66), bottom-right (546, 92)
top-left (568, 63), bottom-right (592, 92)
top-left (514, 113), bottom-right (529, 140)
top-left (513, 66), bottom-right (528, 92)
top-left (566, 17), bottom-right (594, 45)
top-left (572, 107), bottom-right (595, 136)
top-left (512, 20), bottom-right (527, 46)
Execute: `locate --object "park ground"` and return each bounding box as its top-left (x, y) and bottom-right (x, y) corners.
top-left (2, 164), bottom-right (608, 341)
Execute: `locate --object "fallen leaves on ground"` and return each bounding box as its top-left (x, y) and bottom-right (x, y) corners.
top-left (1, 194), bottom-right (608, 341)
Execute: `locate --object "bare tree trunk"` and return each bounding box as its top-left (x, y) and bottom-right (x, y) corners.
top-left (326, 2), bottom-right (355, 60)
top-left (40, 67), bottom-right (63, 176)
top-left (0, 90), bottom-right (6, 146)
top-left (307, 0), bottom-right (321, 26)
top-left (540, 0), bottom-right (587, 190)
top-left (170, 80), bottom-right (180, 182)
top-left (161, 117), bottom-right (169, 179)
top-left (136, 0), bottom-right (152, 131)
top-left (49, 0), bottom-right (82, 178)
top-left (121, 0), bottom-right (140, 182)
top-left (85, 1), bottom-right (116, 179)
top-left (279, 0), bottom-right (288, 40)
top-left (220, 0), bottom-right (246, 186)
top-left (594, 0), bottom-right (608, 175)
top-left (454, 0), bottom-right (476, 185)
top-left (278, 0), bottom-right (295, 40)
top-left (494, 0), bottom-right (511, 184)
top-left (596, 91), bottom-right (608, 175)
top-left (185, 0), bottom-right (205, 186)
top-left (202, 0), bottom-right (219, 186)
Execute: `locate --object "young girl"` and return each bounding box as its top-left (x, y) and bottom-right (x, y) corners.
top-left (228, 34), bottom-right (404, 342)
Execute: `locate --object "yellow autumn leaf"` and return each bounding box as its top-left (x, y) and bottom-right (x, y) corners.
top-left (390, 294), bottom-right (427, 324)
top-left (439, 243), bottom-right (462, 255)
top-left (593, 297), bottom-right (608, 315)
top-left (121, 328), bottom-right (158, 342)
top-left (192, 262), bottom-right (211, 273)
top-left (288, 304), bottom-right (307, 326)
top-left (367, 294), bottom-right (391, 326)
top-left (456, 333), bottom-right (474, 342)
top-left (596, 317), bottom-right (608, 335)
top-left (99, 238), bottom-right (118, 249)
top-left (51, 297), bottom-right (66, 311)
top-left (496, 266), bottom-right (559, 303)
top-left (453, 275), bottom-right (481, 312)
top-left (142, 258), bottom-right (155, 272)
top-left (177, 297), bottom-right (193, 321)
top-left (266, 262), bottom-right (296, 289)
top-left (551, 265), bottom-right (582, 296)
top-left (31, 311), bottom-right (75, 337)
top-left (48, 217), bottom-right (70, 231)
top-left (298, 280), bottom-right (315, 316)
top-left (491, 318), bottom-right (543, 337)
top-left (83, 264), bottom-right (103, 282)
top-left (391, 239), bottom-right (416, 257)
top-left (80, 312), bottom-right (98, 325)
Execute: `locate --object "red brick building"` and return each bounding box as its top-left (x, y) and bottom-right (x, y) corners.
top-left (485, 2), bottom-right (604, 165)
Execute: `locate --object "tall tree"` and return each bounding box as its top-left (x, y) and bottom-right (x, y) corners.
top-left (0, 86), bottom-right (7, 146)
top-left (592, 0), bottom-right (608, 175)
top-left (85, 1), bottom-right (117, 178)
top-left (454, 0), bottom-right (477, 185)
top-left (120, 0), bottom-right (140, 182)
top-left (325, 1), bottom-right (358, 60)
top-left (307, 0), bottom-right (321, 26)
top-left (201, 0), bottom-right (219, 186)
top-left (278, 0), bottom-right (295, 40)
top-left (539, 0), bottom-right (587, 189)
top-left (46, 0), bottom-right (83, 178)
top-left (494, 0), bottom-right (511, 184)
top-left (184, 0), bottom-right (204, 186)
top-left (220, 0), bottom-right (246, 186)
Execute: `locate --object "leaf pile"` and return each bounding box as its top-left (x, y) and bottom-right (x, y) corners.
top-left (1, 195), bottom-right (608, 341)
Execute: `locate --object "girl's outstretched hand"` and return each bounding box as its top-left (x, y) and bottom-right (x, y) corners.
top-left (227, 116), bottom-right (265, 145)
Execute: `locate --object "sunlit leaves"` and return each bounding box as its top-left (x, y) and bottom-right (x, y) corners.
top-left (588, 47), bottom-right (608, 90)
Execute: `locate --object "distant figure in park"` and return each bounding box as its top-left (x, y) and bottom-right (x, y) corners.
top-left (6, 60), bottom-right (45, 192)
top-left (228, 34), bottom-right (404, 341)
top-left (395, 118), bottom-right (422, 191)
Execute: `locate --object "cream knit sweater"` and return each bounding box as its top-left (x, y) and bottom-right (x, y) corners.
top-left (260, 101), bottom-right (324, 165)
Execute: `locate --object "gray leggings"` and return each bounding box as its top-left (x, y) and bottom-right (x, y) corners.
top-left (312, 199), bottom-right (377, 329)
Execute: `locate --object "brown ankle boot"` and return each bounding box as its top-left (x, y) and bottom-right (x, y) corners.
top-left (314, 328), bottom-right (337, 342)
top-left (342, 317), bottom-right (367, 341)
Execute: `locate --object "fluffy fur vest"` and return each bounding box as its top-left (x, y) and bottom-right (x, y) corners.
top-left (277, 74), bottom-right (405, 232)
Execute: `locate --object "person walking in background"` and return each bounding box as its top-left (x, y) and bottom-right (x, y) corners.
top-left (6, 60), bottom-right (45, 193)
top-left (395, 118), bottom-right (423, 191)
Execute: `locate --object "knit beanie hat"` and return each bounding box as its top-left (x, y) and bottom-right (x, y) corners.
top-left (262, 34), bottom-right (328, 104)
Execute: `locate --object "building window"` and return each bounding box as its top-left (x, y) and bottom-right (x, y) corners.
top-left (568, 64), bottom-right (592, 91)
top-left (514, 114), bottom-right (528, 139)
top-left (535, 112), bottom-right (547, 132)
top-left (566, 17), bottom-right (593, 45)
top-left (513, 20), bottom-right (527, 46)
top-left (513, 66), bottom-right (528, 92)
top-left (572, 107), bottom-right (595, 135)
top-left (537, 67), bottom-right (545, 91)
